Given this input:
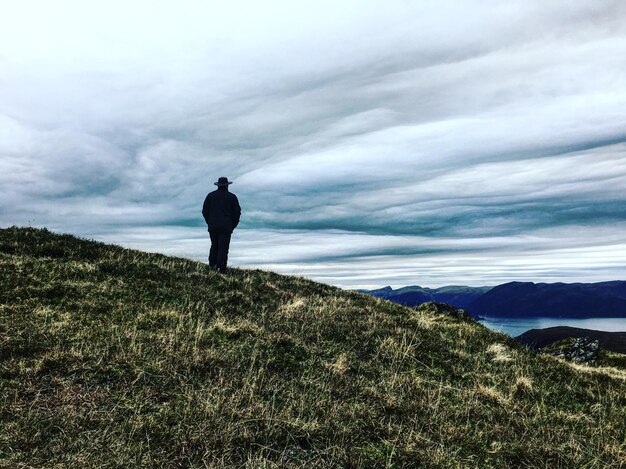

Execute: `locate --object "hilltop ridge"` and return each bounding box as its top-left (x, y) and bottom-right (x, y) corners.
top-left (1, 227), bottom-right (625, 467)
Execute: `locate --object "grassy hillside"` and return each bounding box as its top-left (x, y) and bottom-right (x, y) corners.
top-left (1, 227), bottom-right (625, 468)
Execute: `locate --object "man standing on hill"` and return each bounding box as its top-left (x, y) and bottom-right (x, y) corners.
top-left (202, 177), bottom-right (241, 273)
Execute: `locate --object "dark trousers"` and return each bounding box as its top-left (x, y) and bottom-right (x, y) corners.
top-left (209, 231), bottom-right (231, 272)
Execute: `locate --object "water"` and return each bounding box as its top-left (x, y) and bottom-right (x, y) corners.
top-left (478, 317), bottom-right (626, 337)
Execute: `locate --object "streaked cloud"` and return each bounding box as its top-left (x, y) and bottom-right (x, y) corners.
top-left (1, 0), bottom-right (626, 288)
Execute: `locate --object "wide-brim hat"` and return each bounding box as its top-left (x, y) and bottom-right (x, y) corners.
top-left (214, 176), bottom-right (233, 186)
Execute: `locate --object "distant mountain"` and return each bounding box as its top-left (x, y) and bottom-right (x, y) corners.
top-left (361, 280), bottom-right (626, 319)
top-left (515, 326), bottom-right (626, 354)
top-left (469, 281), bottom-right (626, 318)
top-left (359, 285), bottom-right (492, 309)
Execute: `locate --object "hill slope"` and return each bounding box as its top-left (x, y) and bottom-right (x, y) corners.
top-left (1, 227), bottom-right (625, 467)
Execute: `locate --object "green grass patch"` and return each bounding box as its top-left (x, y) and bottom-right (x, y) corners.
top-left (1, 227), bottom-right (625, 467)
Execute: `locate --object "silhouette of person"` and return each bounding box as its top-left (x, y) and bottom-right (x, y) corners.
top-left (202, 177), bottom-right (241, 273)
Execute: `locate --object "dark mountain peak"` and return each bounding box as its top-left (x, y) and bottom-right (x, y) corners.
top-left (394, 285), bottom-right (422, 290)
top-left (362, 284), bottom-right (490, 310)
top-left (496, 281), bottom-right (538, 290)
top-left (356, 285), bottom-right (395, 294)
top-left (470, 281), bottom-right (626, 318)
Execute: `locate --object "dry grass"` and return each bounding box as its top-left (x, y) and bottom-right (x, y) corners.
top-left (486, 343), bottom-right (515, 362)
top-left (1, 227), bottom-right (625, 468)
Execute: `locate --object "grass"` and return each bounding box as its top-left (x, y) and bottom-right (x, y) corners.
top-left (1, 227), bottom-right (625, 468)
top-left (598, 351), bottom-right (626, 370)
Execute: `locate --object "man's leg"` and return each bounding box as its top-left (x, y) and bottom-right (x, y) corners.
top-left (216, 233), bottom-right (232, 273)
top-left (208, 231), bottom-right (218, 268)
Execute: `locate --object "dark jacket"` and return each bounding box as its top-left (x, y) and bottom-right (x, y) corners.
top-left (202, 188), bottom-right (241, 233)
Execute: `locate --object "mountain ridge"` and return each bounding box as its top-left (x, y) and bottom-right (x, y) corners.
top-left (470, 280), bottom-right (626, 318)
top-left (358, 284), bottom-right (492, 309)
top-left (361, 280), bottom-right (626, 318)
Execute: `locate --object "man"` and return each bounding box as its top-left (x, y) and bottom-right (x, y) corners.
top-left (202, 177), bottom-right (241, 273)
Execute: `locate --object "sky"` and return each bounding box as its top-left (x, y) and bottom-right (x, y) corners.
top-left (1, 0), bottom-right (626, 289)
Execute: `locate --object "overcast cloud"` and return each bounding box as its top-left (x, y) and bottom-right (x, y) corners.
top-left (1, 0), bottom-right (626, 288)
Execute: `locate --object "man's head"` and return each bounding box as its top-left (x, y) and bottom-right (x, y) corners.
top-left (214, 176), bottom-right (232, 187)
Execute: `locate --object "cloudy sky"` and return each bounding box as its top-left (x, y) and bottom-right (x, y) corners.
top-left (2, 1), bottom-right (626, 288)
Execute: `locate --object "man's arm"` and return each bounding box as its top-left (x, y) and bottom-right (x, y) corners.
top-left (202, 194), bottom-right (211, 225)
top-left (232, 195), bottom-right (241, 229)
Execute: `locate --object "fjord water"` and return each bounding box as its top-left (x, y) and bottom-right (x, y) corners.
top-left (479, 317), bottom-right (626, 337)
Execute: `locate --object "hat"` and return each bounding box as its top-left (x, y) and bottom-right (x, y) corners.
top-left (214, 176), bottom-right (233, 186)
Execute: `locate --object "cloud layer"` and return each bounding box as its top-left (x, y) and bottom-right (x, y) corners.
top-left (2, 0), bottom-right (626, 288)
